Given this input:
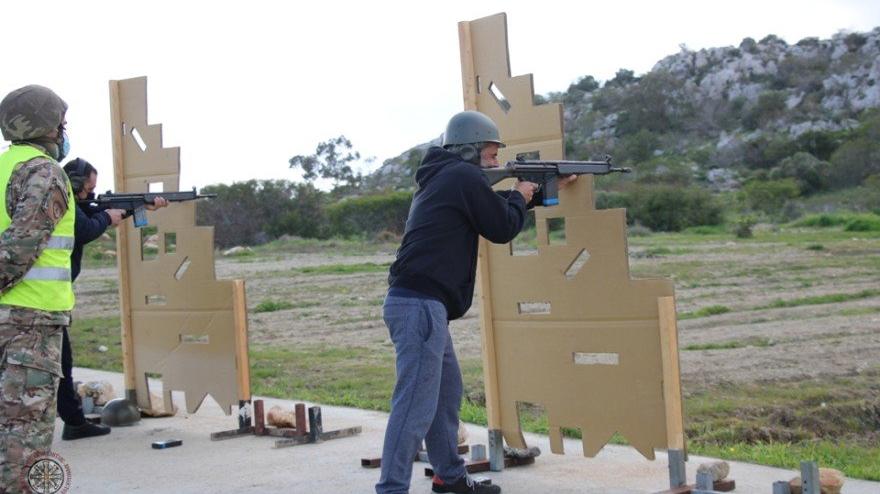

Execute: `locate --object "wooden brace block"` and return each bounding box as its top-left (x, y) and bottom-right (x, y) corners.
top-left (652, 479), bottom-right (736, 494)
top-left (210, 426), bottom-right (254, 441)
top-left (424, 455), bottom-right (534, 477)
top-left (264, 427), bottom-right (306, 438)
top-left (295, 403), bottom-right (307, 434)
top-left (254, 400), bottom-right (265, 435)
top-left (361, 458), bottom-right (381, 469)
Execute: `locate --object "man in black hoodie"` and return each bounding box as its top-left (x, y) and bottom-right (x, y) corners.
top-left (376, 111), bottom-right (544, 494)
top-left (59, 158), bottom-right (165, 440)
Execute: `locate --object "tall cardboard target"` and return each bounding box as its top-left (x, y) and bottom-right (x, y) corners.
top-left (459, 13), bottom-right (684, 459)
top-left (109, 76), bottom-right (250, 415)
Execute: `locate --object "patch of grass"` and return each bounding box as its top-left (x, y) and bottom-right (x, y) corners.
top-left (683, 225), bottom-right (726, 235)
top-left (249, 344), bottom-right (485, 413)
top-left (684, 372), bottom-right (880, 480)
top-left (839, 306), bottom-right (880, 316)
top-left (763, 289), bottom-right (880, 309)
top-left (330, 315), bottom-right (377, 326)
top-left (68, 316), bottom-right (123, 372)
top-left (254, 300), bottom-right (295, 313)
top-left (693, 441), bottom-right (880, 481)
top-left (806, 243), bottom-right (825, 251)
top-left (679, 305), bottom-right (731, 319)
top-left (684, 337), bottom-right (774, 351)
top-left (294, 262), bottom-right (390, 275)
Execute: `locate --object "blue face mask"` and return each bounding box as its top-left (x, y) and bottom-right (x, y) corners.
top-left (58, 130), bottom-right (70, 161)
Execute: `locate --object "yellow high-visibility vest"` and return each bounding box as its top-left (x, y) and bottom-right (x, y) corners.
top-left (0, 144), bottom-right (75, 311)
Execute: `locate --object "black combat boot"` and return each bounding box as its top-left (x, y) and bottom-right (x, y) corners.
top-left (62, 421), bottom-right (111, 440)
top-left (431, 475), bottom-right (501, 494)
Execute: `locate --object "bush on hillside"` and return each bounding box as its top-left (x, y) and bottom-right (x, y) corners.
top-left (770, 152), bottom-right (831, 195)
top-left (198, 180), bottom-right (303, 248)
top-left (829, 138), bottom-right (880, 188)
top-left (843, 214), bottom-right (880, 232)
top-left (326, 191), bottom-right (413, 238)
top-left (625, 184), bottom-right (723, 231)
top-left (741, 178), bottom-right (800, 216)
top-left (742, 91), bottom-right (787, 130)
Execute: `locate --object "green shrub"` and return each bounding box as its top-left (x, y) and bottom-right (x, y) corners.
top-left (844, 215), bottom-right (880, 232)
top-left (326, 191), bottom-right (413, 237)
top-left (625, 184), bottom-right (722, 231)
top-left (829, 138), bottom-right (880, 188)
top-left (615, 129), bottom-right (660, 164)
top-left (733, 215), bottom-right (757, 238)
top-left (596, 191), bottom-right (630, 210)
top-left (627, 224), bottom-right (653, 237)
top-left (770, 152), bottom-right (831, 195)
top-left (742, 91), bottom-right (787, 130)
top-left (792, 213), bottom-right (852, 228)
top-left (741, 135), bottom-right (800, 170)
top-left (741, 179), bottom-right (800, 216)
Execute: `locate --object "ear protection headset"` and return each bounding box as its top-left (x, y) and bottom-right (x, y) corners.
top-left (445, 143), bottom-right (482, 165)
top-left (456, 143), bottom-right (481, 165)
top-left (64, 157), bottom-right (89, 194)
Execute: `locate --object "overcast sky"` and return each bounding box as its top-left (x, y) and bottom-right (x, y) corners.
top-left (2, 0), bottom-right (878, 192)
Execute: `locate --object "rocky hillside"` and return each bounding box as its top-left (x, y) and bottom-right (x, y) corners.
top-left (372, 27), bottom-right (880, 196)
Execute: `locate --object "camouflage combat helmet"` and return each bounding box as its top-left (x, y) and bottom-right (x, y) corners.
top-left (442, 111), bottom-right (505, 148)
top-left (0, 85), bottom-right (68, 141)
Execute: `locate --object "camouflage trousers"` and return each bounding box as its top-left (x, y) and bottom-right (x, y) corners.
top-left (0, 315), bottom-right (64, 494)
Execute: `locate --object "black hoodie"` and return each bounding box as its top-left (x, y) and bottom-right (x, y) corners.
top-left (388, 147), bottom-right (528, 320)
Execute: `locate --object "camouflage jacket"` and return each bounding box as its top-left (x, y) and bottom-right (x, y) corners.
top-left (0, 145), bottom-right (71, 325)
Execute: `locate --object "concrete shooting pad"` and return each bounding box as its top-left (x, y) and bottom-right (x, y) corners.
top-left (53, 368), bottom-right (880, 493)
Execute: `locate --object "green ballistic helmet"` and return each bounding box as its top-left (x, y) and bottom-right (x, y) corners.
top-left (0, 85), bottom-right (68, 141)
top-left (442, 111), bottom-right (505, 148)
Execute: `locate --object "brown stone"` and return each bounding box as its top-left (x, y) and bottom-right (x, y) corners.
top-left (697, 460), bottom-right (730, 481)
top-left (789, 467), bottom-right (845, 494)
top-left (267, 405), bottom-right (296, 428)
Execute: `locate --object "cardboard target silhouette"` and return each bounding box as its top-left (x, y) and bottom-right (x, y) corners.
top-left (109, 76), bottom-right (250, 415)
top-left (459, 13), bottom-right (684, 459)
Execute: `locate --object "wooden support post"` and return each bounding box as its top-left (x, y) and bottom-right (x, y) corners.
top-left (459, 19), bottom-right (504, 444)
top-left (108, 80), bottom-right (137, 405)
top-left (659, 296), bottom-right (686, 451)
top-left (232, 280), bottom-right (251, 404)
top-left (254, 400), bottom-right (265, 435)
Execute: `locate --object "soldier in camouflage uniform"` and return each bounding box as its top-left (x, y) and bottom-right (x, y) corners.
top-left (0, 85), bottom-right (75, 493)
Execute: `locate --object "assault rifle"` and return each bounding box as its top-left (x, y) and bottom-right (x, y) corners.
top-left (483, 157), bottom-right (630, 206)
top-left (80, 187), bottom-right (216, 228)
